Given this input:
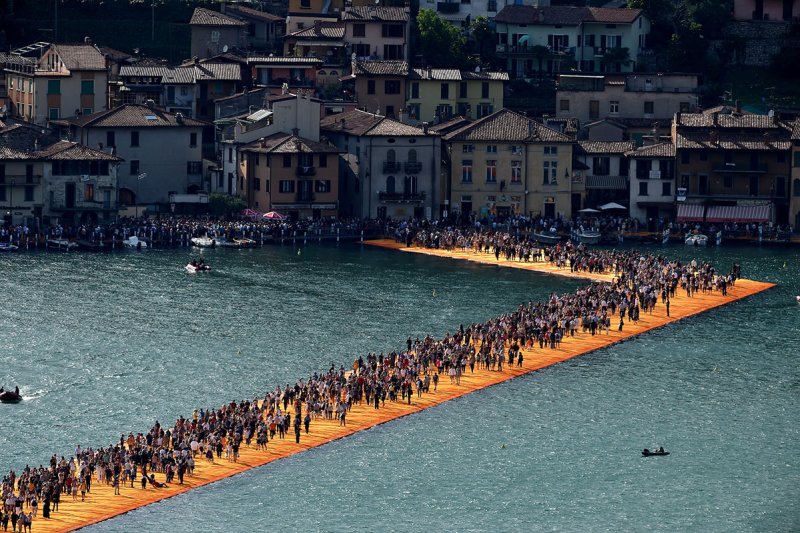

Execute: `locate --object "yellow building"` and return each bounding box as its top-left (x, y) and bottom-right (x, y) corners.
top-left (286, 0), bottom-right (345, 33)
top-left (406, 68), bottom-right (508, 125)
top-left (444, 108), bottom-right (575, 219)
top-left (240, 131), bottom-right (343, 219)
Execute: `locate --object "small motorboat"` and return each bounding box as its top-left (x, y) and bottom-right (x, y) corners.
top-left (123, 236), bottom-right (148, 249)
top-left (572, 229), bottom-right (602, 245)
top-left (795, 295), bottom-right (800, 303)
top-left (190, 236), bottom-right (216, 248)
top-left (642, 448), bottom-right (670, 457)
top-left (0, 242), bottom-right (18, 252)
top-left (46, 238), bottom-right (79, 251)
top-left (685, 234), bottom-right (708, 246)
top-left (533, 232), bottom-right (562, 245)
top-left (185, 262), bottom-right (211, 273)
top-left (0, 387), bottom-right (22, 403)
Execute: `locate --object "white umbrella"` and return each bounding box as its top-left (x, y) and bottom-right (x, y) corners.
top-left (599, 202), bottom-right (627, 211)
top-left (578, 208), bottom-right (601, 213)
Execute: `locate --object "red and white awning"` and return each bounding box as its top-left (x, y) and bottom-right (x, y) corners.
top-left (676, 203), bottom-right (704, 222)
top-left (706, 205), bottom-right (770, 223)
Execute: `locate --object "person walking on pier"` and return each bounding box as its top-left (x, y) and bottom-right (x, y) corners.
top-left (294, 416), bottom-right (302, 443)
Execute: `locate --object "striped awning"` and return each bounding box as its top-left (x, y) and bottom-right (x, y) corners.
top-left (585, 175), bottom-right (628, 190)
top-left (676, 203), bottom-right (704, 222)
top-left (706, 204), bottom-right (770, 223)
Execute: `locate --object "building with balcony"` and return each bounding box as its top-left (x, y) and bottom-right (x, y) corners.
top-left (36, 141), bottom-right (122, 225)
top-left (556, 73), bottom-right (699, 130)
top-left (494, 6), bottom-right (649, 79)
top-left (4, 40), bottom-right (108, 126)
top-left (286, 0), bottom-right (345, 34)
top-left (0, 147), bottom-right (43, 226)
top-left (190, 8), bottom-right (249, 59)
top-left (430, 0), bottom-right (506, 27)
top-left (117, 59), bottom-right (243, 120)
top-left (673, 110), bottom-right (792, 226)
top-left (320, 109), bottom-right (441, 218)
top-left (284, 22), bottom-right (348, 93)
top-left (626, 142), bottom-right (676, 224)
top-left (444, 108), bottom-right (575, 219)
top-left (239, 131), bottom-right (342, 218)
top-left (406, 67), bottom-right (508, 125)
top-left (248, 56), bottom-right (323, 94)
top-left (347, 60), bottom-right (408, 119)
top-left (342, 7), bottom-right (411, 62)
top-left (574, 140), bottom-right (633, 207)
top-left (54, 103), bottom-right (208, 214)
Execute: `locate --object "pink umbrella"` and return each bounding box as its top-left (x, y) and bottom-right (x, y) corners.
top-left (240, 209), bottom-right (261, 220)
top-left (263, 211), bottom-right (286, 220)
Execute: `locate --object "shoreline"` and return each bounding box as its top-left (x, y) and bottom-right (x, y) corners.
top-left (14, 241), bottom-right (775, 533)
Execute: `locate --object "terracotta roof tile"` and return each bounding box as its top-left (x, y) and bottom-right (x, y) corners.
top-left (52, 44), bottom-right (106, 70)
top-left (320, 109), bottom-right (434, 137)
top-left (495, 6), bottom-right (642, 25)
top-left (341, 6), bottom-right (410, 22)
top-left (241, 132), bottom-right (342, 154)
top-left (61, 104), bottom-right (207, 128)
top-left (224, 5), bottom-right (283, 22)
top-left (626, 142), bottom-right (676, 158)
top-left (676, 113), bottom-right (783, 129)
top-left (577, 140), bottom-right (635, 154)
top-left (675, 132), bottom-right (790, 150)
top-left (36, 141), bottom-right (122, 161)
top-left (287, 22), bottom-right (345, 39)
top-left (409, 69), bottom-right (508, 81)
top-left (190, 7), bottom-right (247, 26)
top-left (0, 146), bottom-right (37, 160)
top-left (444, 108), bottom-right (571, 143)
top-left (354, 60), bottom-right (408, 76)
top-left (247, 56), bottom-right (323, 65)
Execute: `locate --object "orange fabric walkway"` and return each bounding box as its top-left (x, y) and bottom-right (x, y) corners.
top-left (30, 241), bottom-right (774, 532)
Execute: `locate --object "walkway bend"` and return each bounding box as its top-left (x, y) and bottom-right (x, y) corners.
top-left (34, 240), bottom-right (774, 532)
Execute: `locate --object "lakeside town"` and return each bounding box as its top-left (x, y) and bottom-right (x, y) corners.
top-left (0, 0), bottom-right (799, 245)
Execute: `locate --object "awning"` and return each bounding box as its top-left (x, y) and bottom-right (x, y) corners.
top-left (585, 175), bottom-right (627, 190)
top-left (706, 204), bottom-right (769, 223)
top-left (676, 203), bottom-right (704, 222)
top-left (298, 40), bottom-right (346, 47)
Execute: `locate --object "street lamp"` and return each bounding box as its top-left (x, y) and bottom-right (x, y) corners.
top-left (136, 172), bottom-right (147, 218)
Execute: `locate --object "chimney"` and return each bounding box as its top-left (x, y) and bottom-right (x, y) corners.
top-left (176, 112), bottom-right (184, 124)
top-left (422, 122), bottom-right (429, 134)
top-left (84, 36), bottom-right (93, 45)
top-left (292, 127), bottom-right (300, 137)
top-left (146, 99), bottom-right (155, 110)
top-left (98, 142), bottom-right (103, 150)
top-left (34, 139), bottom-right (39, 151)
top-left (426, 66), bottom-right (432, 79)
top-left (260, 137), bottom-right (266, 148)
top-left (735, 99), bottom-right (741, 114)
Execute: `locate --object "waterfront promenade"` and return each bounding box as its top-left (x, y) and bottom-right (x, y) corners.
top-left (21, 242), bottom-right (774, 532)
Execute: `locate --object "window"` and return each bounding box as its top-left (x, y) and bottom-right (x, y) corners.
top-left (48, 108), bottom-right (59, 120)
top-left (386, 176), bottom-right (396, 193)
top-left (481, 82), bottom-right (489, 99)
top-left (488, 0), bottom-right (497, 10)
top-left (82, 108), bottom-right (92, 116)
top-left (315, 180), bottom-right (331, 193)
top-left (354, 43), bottom-right (370, 57)
top-left (283, 154), bottom-right (292, 167)
top-left (440, 83), bottom-right (449, 99)
top-left (130, 160), bottom-right (140, 175)
top-left (47, 80), bottom-right (60, 95)
top-left (462, 144), bottom-right (475, 153)
top-left (544, 146), bottom-right (558, 155)
top-left (411, 82), bottom-right (419, 99)
top-left (187, 161), bottom-right (202, 174)
top-left (107, 131), bottom-right (116, 148)
top-left (560, 99), bottom-right (570, 111)
top-left (279, 180), bottom-right (295, 193)
top-left (592, 157), bottom-right (610, 176)
top-left (384, 80), bottom-right (401, 94)
top-left (210, 30), bottom-right (220, 43)
top-left (776, 176), bottom-right (786, 197)
top-left (724, 175), bottom-right (733, 188)
top-left (476, 103), bottom-right (493, 118)
top-left (81, 80), bottom-right (94, 95)
top-left (485, 160), bottom-right (497, 182)
top-left (644, 101), bottom-right (654, 115)
top-left (487, 145), bottom-right (497, 153)
top-left (131, 131), bottom-right (140, 147)
top-left (319, 154), bottom-right (328, 168)
top-left (681, 151), bottom-right (690, 164)
top-left (24, 186), bottom-right (34, 202)
top-left (181, 86), bottom-right (189, 96)
top-left (661, 181), bottom-right (671, 196)
top-left (543, 160), bottom-right (557, 184)
top-left (794, 178), bottom-right (800, 196)
top-left (462, 160), bottom-right (473, 182)
top-left (383, 45), bottom-right (403, 60)
top-left (254, 178), bottom-right (261, 191)
top-left (353, 24), bottom-right (366, 37)
top-left (639, 181), bottom-right (648, 196)
top-left (511, 161), bottom-right (522, 182)
top-left (680, 101), bottom-right (690, 113)
top-left (459, 82), bottom-right (468, 99)
top-left (367, 80), bottom-right (375, 95)
top-left (228, 148), bottom-right (234, 163)
top-left (382, 24), bottom-right (403, 38)
top-left (610, 101), bottom-right (619, 114)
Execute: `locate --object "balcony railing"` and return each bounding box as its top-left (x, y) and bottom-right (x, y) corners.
top-left (437, 2), bottom-right (460, 14)
top-left (378, 191), bottom-right (426, 203)
top-left (296, 166), bottom-right (316, 177)
top-left (1, 175), bottom-right (43, 185)
top-left (404, 161), bottom-right (423, 174)
top-left (496, 44), bottom-right (575, 56)
top-left (383, 161), bottom-right (402, 173)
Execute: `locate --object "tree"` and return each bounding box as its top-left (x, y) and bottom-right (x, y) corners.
top-left (530, 45), bottom-right (550, 81)
top-left (209, 193), bottom-right (246, 218)
top-left (416, 9), bottom-right (466, 68)
top-left (468, 16), bottom-right (497, 67)
top-left (601, 47), bottom-right (631, 72)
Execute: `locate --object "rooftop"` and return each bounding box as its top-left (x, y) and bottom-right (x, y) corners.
top-left (341, 6), bottom-right (410, 22)
top-left (353, 60), bottom-right (409, 77)
top-left (57, 104), bottom-right (207, 129)
top-left (444, 108), bottom-right (571, 143)
top-left (409, 68), bottom-right (509, 81)
top-left (494, 6), bottom-right (643, 26)
top-left (320, 109), bottom-right (434, 137)
top-left (190, 7), bottom-right (248, 27)
top-left (241, 132), bottom-right (342, 154)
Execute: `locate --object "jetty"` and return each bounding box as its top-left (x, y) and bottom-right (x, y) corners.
top-left (26, 240), bottom-right (774, 532)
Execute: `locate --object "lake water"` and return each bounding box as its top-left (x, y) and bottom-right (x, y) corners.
top-left (1, 243), bottom-right (798, 532)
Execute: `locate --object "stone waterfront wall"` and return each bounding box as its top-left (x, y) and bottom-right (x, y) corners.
top-left (716, 20), bottom-right (791, 66)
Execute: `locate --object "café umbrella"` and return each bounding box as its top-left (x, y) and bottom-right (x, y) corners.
top-left (263, 211), bottom-right (286, 220)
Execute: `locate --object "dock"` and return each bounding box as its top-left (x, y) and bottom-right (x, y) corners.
top-left (29, 240), bottom-right (774, 532)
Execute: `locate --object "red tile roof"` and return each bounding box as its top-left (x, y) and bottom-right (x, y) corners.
top-left (190, 7), bottom-right (247, 27)
top-left (495, 6), bottom-right (642, 25)
top-left (445, 108), bottom-right (571, 143)
top-left (60, 104), bottom-right (207, 128)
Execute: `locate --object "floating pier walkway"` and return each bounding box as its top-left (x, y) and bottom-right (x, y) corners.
top-left (33, 240), bottom-right (774, 532)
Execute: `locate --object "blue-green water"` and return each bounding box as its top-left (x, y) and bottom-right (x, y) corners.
top-left (1, 244), bottom-right (798, 532)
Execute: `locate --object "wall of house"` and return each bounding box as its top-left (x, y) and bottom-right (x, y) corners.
top-left (0, 160), bottom-right (44, 226)
top-left (734, 0), bottom-right (800, 20)
top-left (792, 144), bottom-right (800, 229)
top-left (191, 27), bottom-right (245, 59)
top-left (629, 157), bottom-right (675, 222)
top-left (406, 79), bottom-right (503, 125)
top-left (345, 21), bottom-right (408, 61)
top-left (43, 161), bottom-right (118, 223)
top-left (355, 76), bottom-right (406, 118)
top-left (557, 85), bottom-right (695, 123)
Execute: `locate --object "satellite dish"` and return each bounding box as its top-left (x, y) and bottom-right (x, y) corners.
top-left (222, 45), bottom-right (229, 53)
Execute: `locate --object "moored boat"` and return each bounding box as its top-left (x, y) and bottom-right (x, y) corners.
top-left (534, 232), bottom-right (562, 245)
top-left (123, 236), bottom-right (148, 249)
top-left (0, 242), bottom-right (18, 252)
top-left (190, 236), bottom-right (216, 248)
top-left (685, 234), bottom-right (708, 246)
top-left (572, 230), bottom-right (602, 245)
top-left (46, 238), bottom-right (79, 251)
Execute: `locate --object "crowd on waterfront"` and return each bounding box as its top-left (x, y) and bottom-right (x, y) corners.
top-left (0, 226), bottom-right (743, 529)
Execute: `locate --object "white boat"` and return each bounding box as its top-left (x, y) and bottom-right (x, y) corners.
top-left (533, 232), bottom-right (562, 245)
top-left (0, 242), bottom-right (18, 252)
top-left (190, 236), bottom-right (216, 248)
top-left (685, 234), bottom-right (708, 246)
top-left (46, 238), bottom-right (79, 251)
top-left (185, 263), bottom-right (211, 273)
top-left (122, 236), bottom-right (148, 249)
top-left (572, 230), bottom-right (602, 245)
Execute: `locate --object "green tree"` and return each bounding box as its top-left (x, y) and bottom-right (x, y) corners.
top-left (416, 9), bottom-right (466, 68)
top-left (468, 16), bottom-right (497, 67)
top-left (601, 47), bottom-right (631, 72)
top-left (530, 45), bottom-right (550, 81)
top-left (209, 193), bottom-right (246, 218)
